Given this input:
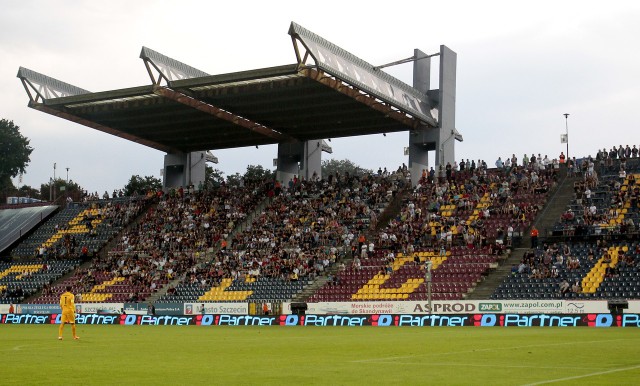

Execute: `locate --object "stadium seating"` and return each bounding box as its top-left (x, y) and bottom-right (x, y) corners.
top-left (11, 197), bottom-right (147, 259)
top-left (0, 260), bottom-right (79, 304)
top-left (493, 241), bottom-right (640, 299)
top-left (494, 154), bottom-right (640, 300)
top-left (12, 148), bottom-right (640, 307)
top-left (160, 173), bottom-right (400, 303)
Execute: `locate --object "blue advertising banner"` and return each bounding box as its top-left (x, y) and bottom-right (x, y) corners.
top-left (1, 313), bottom-right (640, 327)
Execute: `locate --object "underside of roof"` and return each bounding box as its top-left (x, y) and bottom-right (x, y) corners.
top-left (18, 23), bottom-right (438, 154)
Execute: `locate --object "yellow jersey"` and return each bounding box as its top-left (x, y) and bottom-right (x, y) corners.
top-left (60, 291), bottom-right (75, 313)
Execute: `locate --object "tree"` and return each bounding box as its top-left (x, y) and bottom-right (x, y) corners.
top-left (225, 172), bottom-right (242, 187)
top-left (321, 159), bottom-right (372, 178)
top-left (40, 178), bottom-right (86, 202)
top-left (243, 164), bottom-right (275, 183)
top-left (0, 119), bottom-right (33, 201)
top-left (123, 175), bottom-right (162, 196)
top-left (18, 185), bottom-right (41, 199)
top-left (205, 166), bottom-right (225, 188)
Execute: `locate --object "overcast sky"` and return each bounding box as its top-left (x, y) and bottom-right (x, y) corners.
top-left (2, 0), bottom-right (639, 195)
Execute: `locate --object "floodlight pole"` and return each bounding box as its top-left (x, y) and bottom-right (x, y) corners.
top-left (425, 260), bottom-right (432, 314)
top-left (564, 113), bottom-right (570, 160)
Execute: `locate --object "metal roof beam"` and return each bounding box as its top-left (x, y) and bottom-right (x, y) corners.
top-left (301, 68), bottom-right (422, 130)
top-left (140, 46), bottom-right (210, 86)
top-left (289, 22), bottom-right (436, 126)
top-left (17, 67), bottom-right (90, 103)
top-left (152, 86), bottom-right (298, 143)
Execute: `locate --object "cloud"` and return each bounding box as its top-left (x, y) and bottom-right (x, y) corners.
top-left (3, 0), bottom-right (640, 193)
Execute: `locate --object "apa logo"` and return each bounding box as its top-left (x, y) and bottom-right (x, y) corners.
top-left (119, 314), bottom-right (139, 325)
top-left (472, 314), bottom-right (498, 326)
top-left (584, 314), bottom-right (615, 327)
top-left (278, 315), bottom-right (300, 326)
top-left (370, 315), bottom-right (393, 326)
top-left (195, 315), bottom-right (214, 326)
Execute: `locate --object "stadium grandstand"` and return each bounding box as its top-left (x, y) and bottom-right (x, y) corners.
top-left (2, 148), bottom-right (639, 312)
top-left (3, 21), bottom-right (639, 317)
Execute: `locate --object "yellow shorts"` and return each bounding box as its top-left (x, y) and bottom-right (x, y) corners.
top-left (61, 310), bottom-right (76, 324)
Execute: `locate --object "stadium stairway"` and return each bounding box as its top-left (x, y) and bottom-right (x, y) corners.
top-left (144, 195), bottom-right (275, 304)
top-left (23, 198), bottom-right (156, 304)
top-left (292, 186), bottom-right (410, 303)
top-left (467, 166), bottom-right (576, 299)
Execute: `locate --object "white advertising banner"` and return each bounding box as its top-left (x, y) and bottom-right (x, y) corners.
top-left (183, 302), bottom-right (248, 315)
top-left (76, 303), bottom-right (124, 314)
top-left (286, 300), bottom-right (619, 315)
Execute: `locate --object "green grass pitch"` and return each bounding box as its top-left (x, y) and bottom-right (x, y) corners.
top-left (1, 325), bottom-right (639, 385)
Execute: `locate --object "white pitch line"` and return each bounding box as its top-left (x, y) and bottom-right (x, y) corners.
top-left (367, 362), bottom-right (605, 371)
top-left (352, 338), bottom-right (637, 363)
top-left (521, 364), bottom-right (640, 386)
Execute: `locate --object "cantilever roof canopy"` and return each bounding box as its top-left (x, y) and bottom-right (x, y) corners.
top-left (18, 22), bottom-right (437, 154)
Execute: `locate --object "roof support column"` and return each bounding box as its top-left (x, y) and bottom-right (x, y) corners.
top-left (409, 46), bottom-right (457, 187)
top-left (163, 151), bottom-right (207, 191)
top-left (409, 49), bottom-right (433, 188)
top-left (276, 140), bottom-right (323, 185)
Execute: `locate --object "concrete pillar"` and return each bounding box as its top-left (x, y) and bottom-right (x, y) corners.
top-left (163, 151), bottom-right (206, 190)
top-left (276, 142), bottom-right (302, 185)
top-left (408, 46), bottom-right (457, 187)
top-left (437, 45), bottom-right (457, 167)
top-left (409, 49), bottom-right (433, 188)
top-left (276, 140), bottom-right (323, 184)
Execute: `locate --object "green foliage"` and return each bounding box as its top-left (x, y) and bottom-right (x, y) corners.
top-left (123, 175), bottom-right (162, 196)
top-left (243, 164), bottom-right (274, 183)
top-left (205, 166), bottom-right (225, 188)
top-left (321, 158), bottom-right (372, 178)
top-left (225, 172), bottom-right (242, 187)
top-left (17, 184), bottom-right (41, 199)
top-left (226, 165), bottom-right (274, 187)
top-left (0, 119), bottom-right (33, 202)
top-left (0, 176), bottom-right (16, 201)
top-left (40, 178), bottom-right (85, 201)
top-left (0, 119), bottom-right (33, 181)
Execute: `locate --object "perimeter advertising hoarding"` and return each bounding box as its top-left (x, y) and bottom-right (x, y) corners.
top-left (1, 303), bottom-right (248, 316)
top-left (2, 313), bottom-right (640, 327)
top-left (183, 302), bottom-right (248, 315)
top-left (4, 301), bottom-right (637, 316)
top-left (292, 300), bottom-right (614, 315)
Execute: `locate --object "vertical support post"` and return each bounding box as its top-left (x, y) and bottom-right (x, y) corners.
top-left (437, 45), bottom-right (457, 166)
top-left (409, 49), bottom-right (432, 188)
top-left (425, 260), bottom-right (432, 314)
top-left (276, 141), bottom-right (322, 184)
